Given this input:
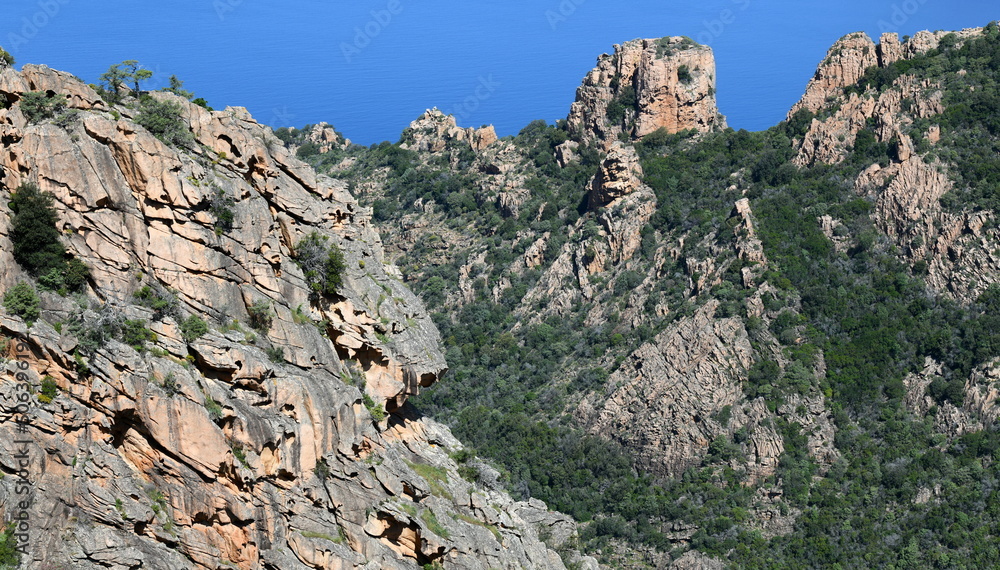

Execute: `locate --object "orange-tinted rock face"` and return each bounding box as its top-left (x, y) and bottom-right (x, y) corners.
top-left (567, 37), bottom-right (725, 148)
top-left (0, 64), bottom-right (587, 570)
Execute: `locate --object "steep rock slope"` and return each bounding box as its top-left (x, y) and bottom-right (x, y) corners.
top-left (0, 64), bottom-right (590, 569)
top-left (789, 27), bottom-right (1000, 303)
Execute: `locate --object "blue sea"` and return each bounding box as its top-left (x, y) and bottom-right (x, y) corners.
top-left (4, 0), bottom-right (997, 145)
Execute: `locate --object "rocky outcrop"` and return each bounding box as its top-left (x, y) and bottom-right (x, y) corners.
top-left (904, 357), bottom-right (1000, 438)
top-left (576, 301), bottom-right (753, 477)
top-left (788, 25), bottom-right (1000, 303)
top-left (790, 28), bottom-right (984, 119)
top-left (302, 122), bottom-right (349, 154)
top-left (399, 109), bottom-right (497, 153)
top-left (855, 153), bottom-right (1000, 303)
top-left (791, 28), bottom-right (986, 167)
top-left (789, 32), bottom-right (879, 117)
top-left (567, 37), bottom-right (725, 147)
top-left (0, 64), bottom-right (585, 570)
top-left (588, 142), bottom-right (645, 209)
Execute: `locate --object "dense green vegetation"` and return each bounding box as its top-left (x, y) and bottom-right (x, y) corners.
top-left (0, 523), bottom-right (19, 570)
top-left (299, 23), bottom-right (1000, 567)
top-left (8, 182), bottom-right (89, 293)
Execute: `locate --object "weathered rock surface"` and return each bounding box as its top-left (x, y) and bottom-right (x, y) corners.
top-left (588, 142), bottom-right (645, 209)
top-left (576, 301), bottom-right (752, 477)
top-left (904, 357), bottom-right (1000, 438)
top-left (568, 37), bottom-right (725, 147)
top-left (0, 64), bottom-right (585, 569)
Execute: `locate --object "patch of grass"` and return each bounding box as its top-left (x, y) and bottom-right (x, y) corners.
top-left (291, 304), bottom-right (310, 324)
top-left (405, 460), bottom-right (453, 500)
top-left (230, 440), bottom-right (249, 468)
top-left (204, 396), bottom-right (223, 421)
top-left (300, 530), bottom-right (344, 544)
top-left (420, 509), bottom-right (450, 539)
top-left (115, 498), bottom-right (129, 520)
top-left (455, 513), bottom-right (502, 542)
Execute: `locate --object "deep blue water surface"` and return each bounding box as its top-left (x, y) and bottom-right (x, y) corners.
top-left (4, 1), bottom-right (997, 144)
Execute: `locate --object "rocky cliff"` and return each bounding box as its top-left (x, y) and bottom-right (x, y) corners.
top-left (0, 64), bottom-right (592, 570)
top-left (788, 26), bottom-right (1000, 303)
top-left (567, 36), bottom-right (725, 147)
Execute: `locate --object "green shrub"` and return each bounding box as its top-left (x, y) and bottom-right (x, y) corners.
top-left (209, 187), bottom-right (235, 234)
top-left (134, 284), bottom-right (177, 319)
top-left (0, 522), bottom-right (20, 570)
top-left (135, 95), bottom-right (193, 147)
top-left (9, 183), bottom-right (65, 274)
top-left (677, 64), bottom-right (693, 84)
top-left (295, 232), bottom-right (346, 296)
top-left (265, 346), bottom-right (285, 363)
top-left (363, 393), bottom-right (387, 422)
top-left (37, 376), bottom-right (59, 404)
top-left (3, 282), bottom-right (40, 324)
top-left (160, 373), bottom-right (180, 396)
top-left (20, 91), bottom-right (65, 123)
top-left (247, 300), bottom-right (272, 332)
top-left (180, 314), bottom-right (209, 342)
top-left (0, 47), bottom-right (13, 67)
top-left (606, 84), bottom-right (636, 125)
top-left (121, 319), bottom-right (155, 351)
